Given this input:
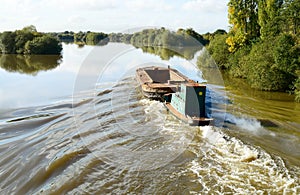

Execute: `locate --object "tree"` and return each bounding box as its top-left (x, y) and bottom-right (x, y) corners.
top-left (204, 0), bottom-right (300, 101)
top-left (227, 0), bottom-right (260, 52)
top-left (179, 28), bottom-right (209, 45)
top-left (22, 25), bottom-right (37, 33)
top-left (207, 34), bottom-right (230, 69)
top-left (0, 25), bottom-right (62, 55)
top-left (258, 0), bottom-right (283, 39)
top-left (0, 31), bottom-right (17, 54)
top-left (74, 31), bottom-right (86, 42)
top-left (282, 0), bottom-right (300, 35)
top-left (15, 30), bottom-right (35, 54)
top-left (85, 32), bottom-right (108, 45)
top-left (240, 36), bottom-right (296, 91)
top-left (24, 36), bottom-right (62, 55)
top-left (273, 34), bottom-right (299, 74)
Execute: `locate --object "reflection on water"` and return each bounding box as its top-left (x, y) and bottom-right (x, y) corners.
top-left (139, 46), bottom-right (202, 60)
top-left (0, 54), bottom-right (62, 76)
top-left (0, 43), bottom-right (92, 108)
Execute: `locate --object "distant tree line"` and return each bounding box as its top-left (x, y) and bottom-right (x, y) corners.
top-left (108, 33), bottom-right (133, 44)
top-left (128, 28), bottom-right (208, 47)
top-left (54, 28), bottom-right (208, 49)
top-left (199, 0), bottom-right (300, 102)
top-left (0, 25), bottom-right (62, 55)
top-left (107, 28), bottom-right (208, 60)
top-left (53, 28), bottom-right (208, 60)
top-left (53, 31), bottom-right (108, 45)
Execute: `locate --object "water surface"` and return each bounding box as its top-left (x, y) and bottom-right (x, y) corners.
top-left (0, 43), bottom-right (299, 194)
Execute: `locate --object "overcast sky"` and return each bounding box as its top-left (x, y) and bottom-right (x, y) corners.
top-left (0, 0), bottom-right (229, 33)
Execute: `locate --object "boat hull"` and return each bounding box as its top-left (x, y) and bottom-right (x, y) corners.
top-left (164, 102), bottom-right (213, 126)
top-left (139, 83), bottom-right (179, 99)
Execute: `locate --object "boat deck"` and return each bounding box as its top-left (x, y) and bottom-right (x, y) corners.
top-left (136, 66), bottom-right (190, 99)
top-left (136, 67), bottom-right (189, 84)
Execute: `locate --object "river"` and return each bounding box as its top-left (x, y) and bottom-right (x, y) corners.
top-left (0, 43), bottom-right (299, 194)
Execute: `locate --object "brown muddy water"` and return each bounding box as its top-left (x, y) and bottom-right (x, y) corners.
top-left (0, 43), bottom-right (299, 194)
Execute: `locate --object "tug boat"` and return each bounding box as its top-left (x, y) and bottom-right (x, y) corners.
top-left (136, 66), bottom-right (212, 126)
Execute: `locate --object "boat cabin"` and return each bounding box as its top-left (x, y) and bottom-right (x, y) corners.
top-left (166, 83), bottom-right (206, 118)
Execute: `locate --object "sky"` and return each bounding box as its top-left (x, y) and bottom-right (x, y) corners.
top-left (0, 0), bottom-right (229, 34)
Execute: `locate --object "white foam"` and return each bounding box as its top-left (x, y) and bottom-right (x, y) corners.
top-left (188, 128), bottom-right (299, 194)
top-left (226, 113), bottom-right (262, 132)
top-left (201, 126), bottom-right (226, 145)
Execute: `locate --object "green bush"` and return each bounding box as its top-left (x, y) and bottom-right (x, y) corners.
top-left (86, 32), bottom-right (108, 45)
top-left (227, 46), bottom-right (251, 78)
top-left (0, 31), bottom-right (17, 54)
top-left (273, 34), bottom-right (299, 74)
top-left (244, 37), bottom-right (295, 91)
top-left (207, 34), bottom-right (230, 69)
top-left (24, 36), bottom-right (62, 55)
top-left (0, 26), bottom-right (62, 55)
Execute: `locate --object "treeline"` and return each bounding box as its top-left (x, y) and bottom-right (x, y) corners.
top-left (128, 28), bottom-right (208, 47)
top-left (108, 28), bottom-right (208, 60)
top-left (55, 28), bottom-right (208, 48)
top-left (55, 28), bottom-right (207, 60)
top-left (52, 31), bottom-right (108, 45)
top-left (0, 25), bottom-right (62, 55)
top-left (200, 0), bottom-right (300, 102)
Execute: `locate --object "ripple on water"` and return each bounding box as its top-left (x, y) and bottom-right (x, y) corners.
top-left (0, 77), bottom-right (299, 194)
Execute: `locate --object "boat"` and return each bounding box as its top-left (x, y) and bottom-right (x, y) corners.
top-left (136, 66), bottom-right (191, 99)
top-left (136, 66), bottom-right (213, 126)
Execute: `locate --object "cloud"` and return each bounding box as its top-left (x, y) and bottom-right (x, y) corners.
top-left (44, 0), bottom-right (117, 11)
top-left (125, 0), bottom-right (173, 12)
top-left (183, 0), bottom-right (228, 13)
top-left (68, 16), bottom-right (87, 24)
top-left (0, 0), bottom-right (229, 33)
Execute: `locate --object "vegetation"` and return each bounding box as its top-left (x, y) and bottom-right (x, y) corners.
top-left (108, 33), bottom-right (132, 44)
top-left (107, 28), bottom-right (208, 60)
top-left (85, 32), bottom-right (108, 45)
top-left (24, 35), bottom-right (62, 55)
top-left (128, 28), bottom-right (207, 48)
top-left (200, 0), bottom-right (300, 102)
top-left (54, 31), bottom-right (108, 46)
top-left (0, 25), bottom-right (62, 55)
top-left (55, 28), bottom-right (207, 50)
top-left (50, 31), bottom-right (80, 43)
